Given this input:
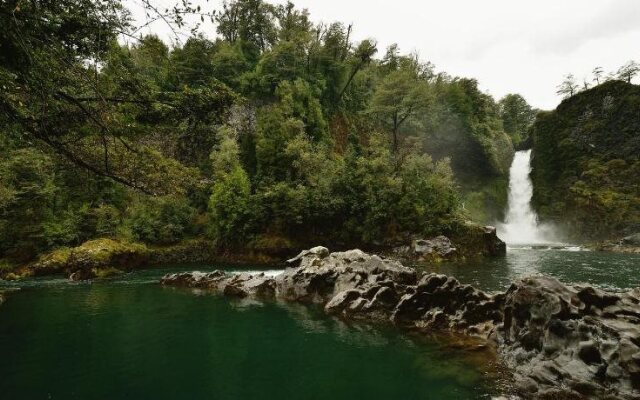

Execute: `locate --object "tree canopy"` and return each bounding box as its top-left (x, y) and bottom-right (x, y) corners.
top-left (0, 0), bottom-right (523, 261)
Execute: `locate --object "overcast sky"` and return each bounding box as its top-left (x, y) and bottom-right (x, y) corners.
top-left (127, 0), bottom-right (640, 110)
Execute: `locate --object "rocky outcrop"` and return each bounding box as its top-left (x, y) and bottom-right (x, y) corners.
top-left (392, 226), bottom-right (506, 263)
top-left (622, 233), bottom-right (640, 246)
top-left (2, 239), bottom-right (149, 281)
top-left (498, 277), bottom-right (640, 399)
top-left (1, 238), bottom-right (280, 281)
top-left (162, 247), bottom-right (640, 399)
top-left (160, 270), bottom-right (277, 298)
top-left (592, 233), bottom-right (640, 254)
top-left (394, 236), bottom-right (458, 262)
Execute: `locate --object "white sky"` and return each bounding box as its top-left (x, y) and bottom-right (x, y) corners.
top-left (127, 0), bottom-right (640, 110)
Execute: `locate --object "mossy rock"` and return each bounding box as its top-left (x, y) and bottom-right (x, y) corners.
top-left (530, 81), bottom-right (640, 239)
top-left (3, 272), bottom-right (21, 281)
top-left (66, 239), bottom-right (149, 273)
top-left (30, 247), bottom-right (72, 276)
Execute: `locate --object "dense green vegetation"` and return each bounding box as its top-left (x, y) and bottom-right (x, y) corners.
top-left (0, 0), bottom-right (522, 264)
top-left (531, 80), bottom-right (640, 240)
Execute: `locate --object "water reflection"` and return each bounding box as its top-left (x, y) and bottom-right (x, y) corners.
top-left (0, 280), bottom-right (500, 400)
top-left (417, 248), bottom-right (640, 292)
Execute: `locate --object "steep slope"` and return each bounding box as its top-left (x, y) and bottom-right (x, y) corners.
top-left (530, 80), bottom-right (640, 240)
top-left (423, 78), bottom-right (514, 223)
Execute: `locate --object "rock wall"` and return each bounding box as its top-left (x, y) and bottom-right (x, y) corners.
top-left (161, 247), bottom-right (640, 399)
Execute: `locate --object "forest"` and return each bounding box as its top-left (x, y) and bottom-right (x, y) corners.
top-left (0, 0), bottom-right (538, 267)
top-left (531, 80), bottom-right (640, 239)
top-left (3, 3), bottom-right (640, 399)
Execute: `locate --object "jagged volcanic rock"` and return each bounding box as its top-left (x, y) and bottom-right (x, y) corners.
top-left (161, 247), bottom-right (640, 399)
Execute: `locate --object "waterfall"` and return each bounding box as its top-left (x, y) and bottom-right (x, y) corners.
top-left (499, 150), bottom-right (552, 245)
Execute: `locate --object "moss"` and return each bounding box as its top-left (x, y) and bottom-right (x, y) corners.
top-left (27, 238), bottom-right (150, 279)
top-left (67, 239), bottom-right (150, 271)
top-left (93, 267), bottom-right (124, 279)
top-left (3, 272), bottom-right (21, 281)
top-left (31, 247), bottom-right (71, 275)
top-left (530, 81), bottom-right (640, 240)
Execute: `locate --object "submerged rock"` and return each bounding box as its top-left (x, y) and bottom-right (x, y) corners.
top-left (161, 247), bottom-right (640, 399)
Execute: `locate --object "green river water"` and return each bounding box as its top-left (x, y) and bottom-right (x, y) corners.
top-left (1, 248), bottom-right (639, 400)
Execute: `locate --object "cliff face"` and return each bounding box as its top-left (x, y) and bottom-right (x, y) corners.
top-left (530, 81), bottom-right (640, 240)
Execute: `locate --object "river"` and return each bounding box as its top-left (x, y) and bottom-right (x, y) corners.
top-left (1, 149), bottom-right (639, 399)
top-left (1, 248), bottom-right (639, 399)
top-left (0, 266), bottom-right (503, 400)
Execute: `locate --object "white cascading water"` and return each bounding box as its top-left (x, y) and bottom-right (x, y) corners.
top-left (500, 150), bottom-right (551, 245)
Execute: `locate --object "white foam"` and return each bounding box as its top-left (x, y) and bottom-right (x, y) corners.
top-left (231, 270), bottom-right (284, 277)
top-left (499, 150), bottom-right (556, 245)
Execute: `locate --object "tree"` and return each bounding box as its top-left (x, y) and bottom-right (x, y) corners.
top-left (616, 60), bottom-right (639, 83)
top-left (337, 39), bottom-right (378, 102)
top-left (166, 36), bottom-right (217, 88)
top-left (0, 0), bottom-right (219, 195)
top-left (216, 0), bottom-right (278, 61)
top-left (557, 74), bottom-right (579, 99)
top-left (370, 64), bottom-right (432, 152)
top-left (498, 94), bottom-right (536, 146)
top-left (0, 149), bottom-right (56, 258)
top-left (592, 67), bottom-right (604, 85)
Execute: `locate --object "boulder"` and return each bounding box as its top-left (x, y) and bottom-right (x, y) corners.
top-left (621, 233), bottom-right (640, 246)
top-left (160, 270), bottom-right (277, 298)
top-left (393, 224), bottom-right (507, 263)
top-left (279, 249), bottom-right (416, 305)
top-left (34, 239), bottom-right (150, 280)
top-left (498, 276), bottom-right (640, 399)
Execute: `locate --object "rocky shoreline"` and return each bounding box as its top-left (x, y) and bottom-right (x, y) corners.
top-left (161, 247), bottom-right (640, 399)
top-left (0, 223), bottom-right (505, 281)
top-left (591, 234), bottom-right (640, 255)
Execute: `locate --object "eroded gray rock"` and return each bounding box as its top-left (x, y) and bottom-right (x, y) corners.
top-left (161, 247), bottom-right (640, 399)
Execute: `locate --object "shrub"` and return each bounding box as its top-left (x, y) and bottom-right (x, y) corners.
top-left (125, 196), bottom-right (196, 245)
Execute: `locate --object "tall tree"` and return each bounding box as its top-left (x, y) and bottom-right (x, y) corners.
top-left (616, 60), bottom-right (639, 83)
top-left (215, 0), bottom-right (277, 61)
top-left (370, 60), bottom-right (432, 153)
top-left (592, 66), bottom-right (604, 85)
top-left (337, 39), bottom-right (377, 103)
top-left (556, 74), bottom-right (579, 99)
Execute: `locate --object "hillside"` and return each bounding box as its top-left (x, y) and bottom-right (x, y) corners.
top-left (530, 80), bottom-right (640, 240)
top-left (0, 0), bottom-right (514, 267)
